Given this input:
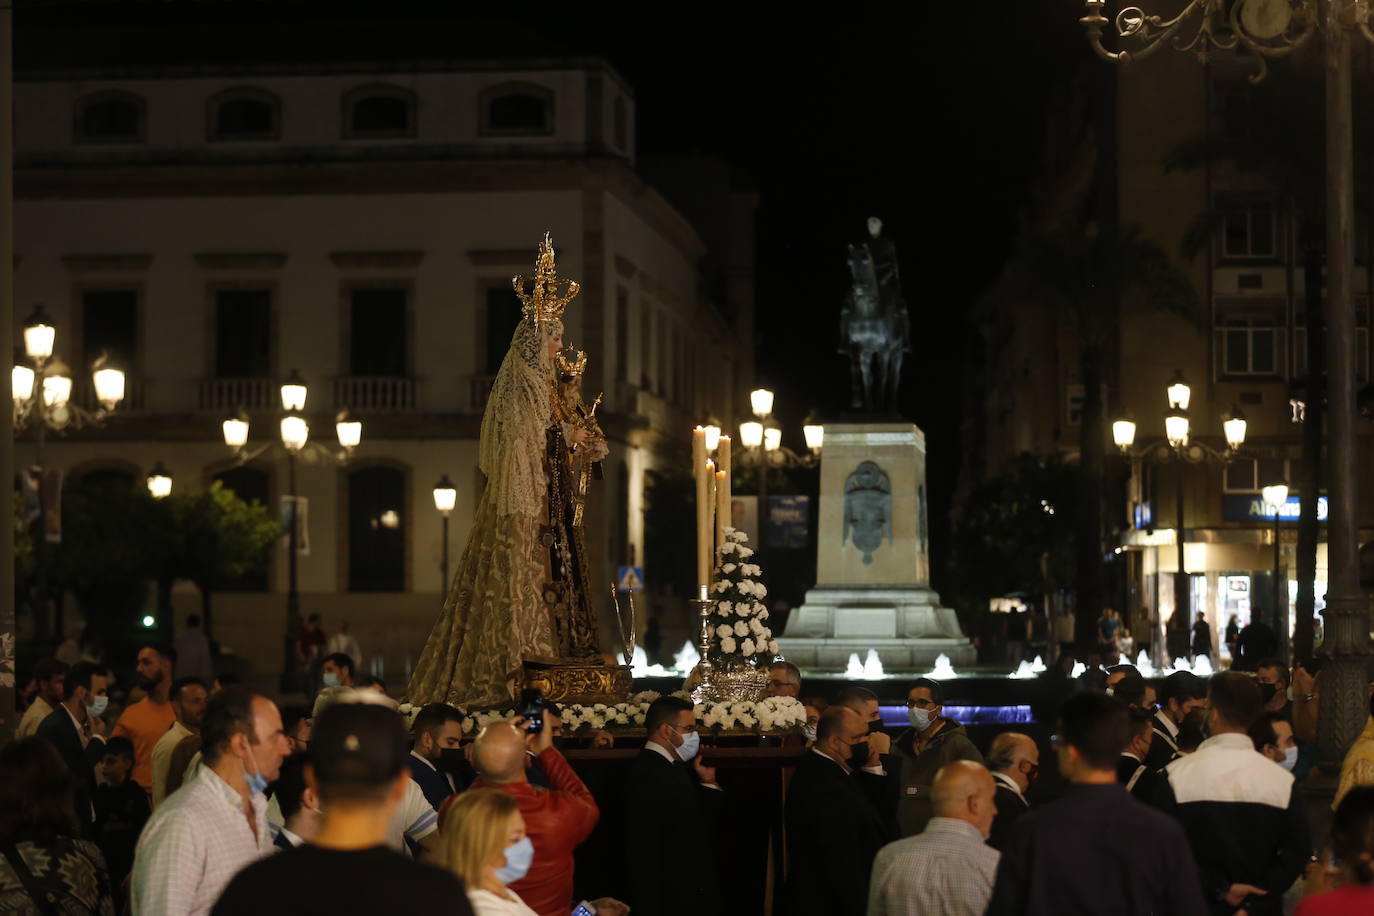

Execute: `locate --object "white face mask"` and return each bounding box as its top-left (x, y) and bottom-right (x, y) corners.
top-left (1280, 745), bottom-right (1298, 772)
top-left (907, 707), bottom-right (932, 731)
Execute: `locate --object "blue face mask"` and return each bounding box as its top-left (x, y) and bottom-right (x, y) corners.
top-left (322, 671), bottom-right (340, 688)
top-left (243, 746), bottom-right (269, 796)
top-left (675, 729), bottom-right (701, 762)
top-left (85, 695), bottom-right (109, 718)
top-left (1281, 745), bottom-right (1298, 772)
top-left (495, 836), bottom-right (534, 884)
top-left (802, 724), bottom-right (817, 742)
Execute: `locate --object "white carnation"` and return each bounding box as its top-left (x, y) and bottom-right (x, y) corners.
top-left (733, 530), bottom-right (749, 543)
top-left (632, 712), bottom-right (646, 725)
top-left (721, 637), bottom-right (737, 654)
top-left (769, 640), bottom-right (780, 655)
top-left (736, 603), bottom-right (751, 617)
top-left (722, 563), bottom-right (737, 573)
top-left (741, 638), bottom-right (756, 656)
top-left (755, 582), bottom-right (768, 597)
top-left (749, 618), bottom-right (765, 636)
top-left (716, 601), bottom-right (733, 616)
top-left (734, 620), bottom-right (749, 637)
top-left (759, 608), bottom-right (770, 620)
top-left (714, 581), bottom-right (730, 593)
top-left (717, 624), bottom-right (734, 639)
top-left (720, 542), bottom-right (738, 554)
top-left (738, 546), bottom-right (754, 557)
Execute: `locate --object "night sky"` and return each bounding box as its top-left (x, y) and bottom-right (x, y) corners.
top-left (17, 0), bottom-right (1098, 571)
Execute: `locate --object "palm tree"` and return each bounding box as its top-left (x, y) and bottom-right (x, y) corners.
top-left (1000, 220), bottom-right (1200, 650)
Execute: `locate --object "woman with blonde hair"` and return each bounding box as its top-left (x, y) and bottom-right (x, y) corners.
top-left (442, 789), bottom-right (537, 916)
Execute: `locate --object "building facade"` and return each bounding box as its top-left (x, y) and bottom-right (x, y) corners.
top-left (13, 53), bottom-right (754, 680)
top-left (962, 50), bottom-right (1374, 661)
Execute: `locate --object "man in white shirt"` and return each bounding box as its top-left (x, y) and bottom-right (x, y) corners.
top-left (132, 686), bottom-right (291, 916)
top-left (152, 676), bottom-right (210, 807)
top-left (324, 620), bottom-right (362, 672)
top-left (17, 657), bottom-right (67, 739)
top-left (870, 760), bottom-right (1000, 916)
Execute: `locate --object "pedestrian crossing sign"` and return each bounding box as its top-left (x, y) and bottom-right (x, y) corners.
top-left (617, 566), bottom-right (644, 591)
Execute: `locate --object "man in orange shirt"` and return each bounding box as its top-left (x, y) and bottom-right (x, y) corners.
top-left (113, 642), bottom-right (177, 793)
top-left (442, 715), bottom-right (599, 916)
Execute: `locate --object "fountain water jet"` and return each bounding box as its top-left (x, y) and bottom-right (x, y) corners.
top-left (845, 653), bottom-right (864, 678)
top-left (863, 649), bottom-right (886, 679)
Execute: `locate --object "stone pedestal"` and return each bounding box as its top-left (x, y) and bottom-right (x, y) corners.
top-left (777, 422), bottom-right (975, 670)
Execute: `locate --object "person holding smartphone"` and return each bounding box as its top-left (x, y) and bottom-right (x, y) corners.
top-left (442, 789), bottom-right (626, 916)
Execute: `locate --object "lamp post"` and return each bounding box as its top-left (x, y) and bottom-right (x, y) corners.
top-left (1080, 0), bottom-right (1373, 769)
top-left (1114, 371), bottom-right (1245, 665)
top-left (1262, 481), bottom-right (1290, 655)
top-left (146, 462), bottom-right (173, 499)
top-left (732, 389), bottom-right (823, 567)
top-left (432, 474), bottom-right (457, 590)
top-left (221, 369), bottom-right (360, 690)
top-left (12, 303), bottom-right (126, 637)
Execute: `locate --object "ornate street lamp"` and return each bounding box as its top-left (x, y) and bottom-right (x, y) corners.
top-left (146, 462), bottom-right (173, 499)
top-left (750, 388), bottom-right (774, 419)
top-left (433, 474), bottom-right (458, 590)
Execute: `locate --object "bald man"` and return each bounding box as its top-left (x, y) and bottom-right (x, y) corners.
top-left (453, 716), bottom-right (598, 916)
top-left (869, 760), bottom-right (1000, 916)
top-left (986, 732), bottom-right (1039, 850)
top-left (782, 706), bottom-right (891, 916)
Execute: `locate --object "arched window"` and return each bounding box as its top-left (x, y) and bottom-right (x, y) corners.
top-left (75, 92), bottom-right (145, 144)
top-left (479, 83), bottom-right (554, 136)
top-left (343, 85), bottom-right (416, 139)
top-left (348, 466), bottom-right (406, 592)
top-left (213, 466), bottom-right (272, 591)
top-left (208, 88), bottom-right (280, 141)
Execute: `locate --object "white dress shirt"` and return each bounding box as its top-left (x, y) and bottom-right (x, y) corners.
top-left (152, 720), bottom-right (194, 808)
top-left (132, 764), bottom-right (274, 916)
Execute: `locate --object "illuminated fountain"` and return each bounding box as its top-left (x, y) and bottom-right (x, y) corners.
top-left (863, 649), bottom-right (886, 679)
top-left (1192, 655), bottom-right (1214, 676)
top-left (924, 653), bottom-right (959, 680)
top-left (1071, 661), bottom-right (1086, 678)
top-left (1009, 659), bottom-right (1037, 679)
top-left (673, 640), bottom-right (700, 675)
top-left (1031, 655), bottom-right (1047, 673)
top-left (1135, 649), bottom-right (1158, 678)
top-left (840, 650), bottom-right (862, 681)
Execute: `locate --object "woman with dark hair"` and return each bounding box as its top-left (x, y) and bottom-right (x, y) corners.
top-left (1298, 786), bottom-right (1374, 914)
top-left (0, 737), bottom-right (116, 914)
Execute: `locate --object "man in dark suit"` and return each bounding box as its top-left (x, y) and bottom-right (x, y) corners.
top-left (1146, 670), bottom-right (1207, 773)
top-left (406, 702), bottom-right (466, 810)
top-left (36, 660), bottom-right (111, 830)
top-left (1117, 708), bottom-right (1159, 802)
top-left (624, 695), bottom-right (721, 916)
top-left (986, 731), bottom-right (1038, 850)
top-left (782, 705), bottom-right (891, 916)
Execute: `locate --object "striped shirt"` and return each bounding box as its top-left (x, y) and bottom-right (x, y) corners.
top-left (131, 764), bottom-right (274, 916)
top-left (869, 817), bottom-right (999, 916)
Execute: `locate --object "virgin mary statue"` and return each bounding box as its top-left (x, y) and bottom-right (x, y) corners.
top-left (407, 235), bottom-right (603, 709)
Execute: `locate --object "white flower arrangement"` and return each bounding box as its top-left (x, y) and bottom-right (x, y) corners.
top-left (451, 691), bottom-right (802, 735)
top-left (703, 526), bottom-right (779, 669)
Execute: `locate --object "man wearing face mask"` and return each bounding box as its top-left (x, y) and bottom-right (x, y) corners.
top-left (320, 652), bottom-right (356, 689)
top-left (985, 732), bottom-right (1039, 850)
top-left (869, 760), bottom-right (1000, 916)
top-left (133, 685), bottom-right (291, 916)
top-left (212, 702), bottom-right (473, 916)
top-left (1248, 712), bottom-right (1299, 774)
top-left (1155, 672), bottom-right (1311, 916)
top-left (782, 705), bottom-right (891, 916)
top-left (408, 702), bottom-right (468, 810)
top-left (1116, 709), bottom-right (1159, 802)
top-left (624, 696), bottom-right (721, 916)
top-left (1145, 670), bottom-right (1207, 773)
top-left (37, 660), bottom-right (111, 831)
top-left (1256, 660), bottom-right (1293, 718)
top-left (891, 677), bottom-right (984, 836)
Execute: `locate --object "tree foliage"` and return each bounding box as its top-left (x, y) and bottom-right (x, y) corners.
top-left (948, 454), bottom-right (1083, 611)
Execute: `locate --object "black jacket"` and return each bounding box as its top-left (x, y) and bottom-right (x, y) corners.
top-left (782, 751), bottom-right (890, 916)
top-left (989, 775), bottom-right (1030, 851)
top-left (623, 748), bottom-right (720, 916)
top-left (1117, 754), bottom-right (1161, 804)
top-left (405, 754), bottom-right (457, 812)
top-left (1154, 733), bottom-right (1311, 915)
top-left (36, 707), bottom-right (106, 830)
top-left (1144, 709), bottom-right (1181, 773)
top-left (987, 782), bottom-right (1210, 916)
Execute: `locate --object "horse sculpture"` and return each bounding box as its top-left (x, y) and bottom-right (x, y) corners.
top-left (840, 218), bottom-right (911, 412)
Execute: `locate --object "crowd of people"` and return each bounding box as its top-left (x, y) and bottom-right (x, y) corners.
top-left (5, 631), bottom-right (1374, 916)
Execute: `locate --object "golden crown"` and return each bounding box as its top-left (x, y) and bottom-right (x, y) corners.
top-left (555, 345), bottom-right (587, 378)
top-left (513, 232), bottom-right (580, 324)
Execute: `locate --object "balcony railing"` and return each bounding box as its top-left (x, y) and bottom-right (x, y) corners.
top-left (334, 376), bottom-right (416, 412)
top-left (199, 377), bottom-right (276, 412)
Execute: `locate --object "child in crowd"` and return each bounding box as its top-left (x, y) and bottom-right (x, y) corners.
top-left (93, 735), bottom-right (150, 888)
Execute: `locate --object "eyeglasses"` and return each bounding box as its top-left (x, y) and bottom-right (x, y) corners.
top-left (905, 698), bottom-right (937, 710)
top-left (667, 723), bottom-right (699, 735)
